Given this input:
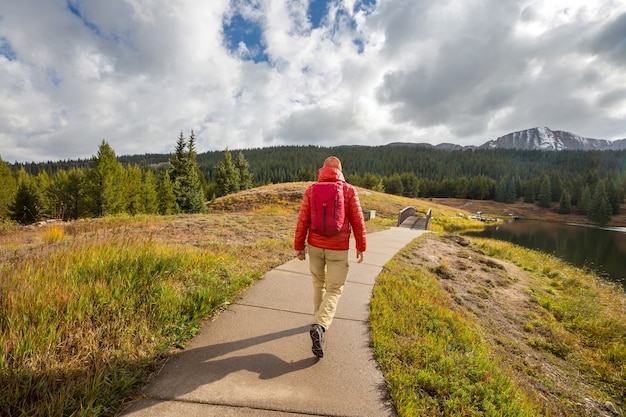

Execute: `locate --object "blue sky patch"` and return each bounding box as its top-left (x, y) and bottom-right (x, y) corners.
top-left (0, 37), bottom-right (16, 61)
top-left (47, 67), bottom-right (62, 86)
top-left (223, 12), bottom-right (268, 63)
top-left (66, 0), bottom-right (101, 37)
top-left (221, 1), bottom-right (376, 61)
top-left (354, 0), bottom-right (377, 14)
top-left (308, 0), bottom-right (328, 29)
top-left (353, 38), bottom-right (365, 53)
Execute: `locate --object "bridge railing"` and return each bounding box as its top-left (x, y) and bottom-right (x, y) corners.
top-left (397, 206), bottom-right (432, 230)
top-left (397, 206), bottom-right (416, 227)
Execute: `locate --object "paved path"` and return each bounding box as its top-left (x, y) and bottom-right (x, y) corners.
top-left (120, 228), bottom-right (427, 417)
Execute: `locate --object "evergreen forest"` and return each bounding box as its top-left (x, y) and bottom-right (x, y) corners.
top-left (2, 141), bottom-right (625, 226)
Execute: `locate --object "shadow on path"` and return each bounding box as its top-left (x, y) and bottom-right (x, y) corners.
top-left (125, 325), bottom-right (316, 413)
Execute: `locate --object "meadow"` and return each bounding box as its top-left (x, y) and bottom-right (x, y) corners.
top-left (1, 183), bottom-right (624, 416)
top-left (0, 211), bottom-right (294, 416)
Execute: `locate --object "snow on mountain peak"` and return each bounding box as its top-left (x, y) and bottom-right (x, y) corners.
top-left (478, 127), bottom-right (626, 151)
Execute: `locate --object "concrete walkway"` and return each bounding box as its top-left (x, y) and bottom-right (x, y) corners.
top-left (120, 228), bottom-right (427, 417)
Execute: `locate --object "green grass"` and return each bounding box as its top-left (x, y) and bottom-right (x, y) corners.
top-left (371, 234), bottom-right (626, 416)
top-left (472, 238), bottom-right (626, 405)
top-left (370, 236), bottom-right (539, 416)
top-left (0, 227), bottom-right (291, 416)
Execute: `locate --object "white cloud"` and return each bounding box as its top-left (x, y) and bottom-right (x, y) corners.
top-left (0, 0), bottom-right (625, 162)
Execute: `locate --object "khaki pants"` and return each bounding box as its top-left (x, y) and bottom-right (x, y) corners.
top-left (308, 245), bottom-right (349, 330)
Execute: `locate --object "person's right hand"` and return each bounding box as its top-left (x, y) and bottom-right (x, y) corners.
top-left (296, 250), bottom-right (306, 260)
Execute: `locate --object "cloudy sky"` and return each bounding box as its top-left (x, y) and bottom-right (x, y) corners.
top-left (1, 0), bottom-right (625, 163)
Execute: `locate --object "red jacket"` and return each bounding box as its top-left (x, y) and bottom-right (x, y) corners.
top-left (294, 166), bottom-right (367, 252)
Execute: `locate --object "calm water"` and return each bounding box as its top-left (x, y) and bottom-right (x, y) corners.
top-left (464, 220), bottom-right (626, 289)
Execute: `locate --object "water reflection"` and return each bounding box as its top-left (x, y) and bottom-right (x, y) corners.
top-left (464, 220), bottom-right (626, 289)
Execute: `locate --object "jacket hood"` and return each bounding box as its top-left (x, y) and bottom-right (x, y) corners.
top-left (317, 166), bottom-right (345, 182)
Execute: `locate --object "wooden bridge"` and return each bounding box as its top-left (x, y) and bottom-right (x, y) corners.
top-left (397, 207), bottom-right (431, 230)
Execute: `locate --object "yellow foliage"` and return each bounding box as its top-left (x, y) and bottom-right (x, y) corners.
top-left (42, 226), bottom-right (64, 243)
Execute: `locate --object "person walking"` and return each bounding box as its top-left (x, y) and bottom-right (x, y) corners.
top-left (294, 156), bottom-right (367, 358)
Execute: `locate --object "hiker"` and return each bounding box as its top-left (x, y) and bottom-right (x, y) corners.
top-left (294, 156), bottom-right (367, 358)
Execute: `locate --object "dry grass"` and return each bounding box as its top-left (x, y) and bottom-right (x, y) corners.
top-left (0, 210), bottom-right (296, 416)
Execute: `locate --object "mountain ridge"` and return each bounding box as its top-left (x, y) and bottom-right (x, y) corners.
top-left (388, 126), bottom-right (626, 151)
top-left (479, 126), bottom-right (626, 151)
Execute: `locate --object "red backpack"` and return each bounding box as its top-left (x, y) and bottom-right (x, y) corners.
top-left (310, 181), bottom-right (346, 235)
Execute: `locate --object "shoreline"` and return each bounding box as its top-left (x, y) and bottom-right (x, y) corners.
top-left (432, 197), bottom-right (626, 228)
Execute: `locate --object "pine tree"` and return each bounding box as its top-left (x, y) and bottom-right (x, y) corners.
top-left (549, 171), bottom-right (562, 202)
top-left (512, 175), bottom-right (522, 200)
top-left (495, 175), bottom-right (516, 203)
top-left (294, 168), bottom-right (314, 182)
top-left (587, 181), bottom-right (612, 225)
top-left (521, 180), bottom-right (536, 203)
top-left (361, 173), bottom-right (384, 192)
top-left (0, 156), bottom-right (17, 219)
top-left (123, 164), bottom-right (143, 215)
top-left (141, 170), bottom-right (159, 214)
top-left (215, 148), bottom-right (240, 197)
top-left (537, 174), bottom-right (551, 208)
top-left (169, 131), bottom-right (187, 182)
top-left (605, 178), bottom-right (622, 215)
top-left (400, 172), bottom-right (419, 198)
top-left (438, 178), bottom-right (456, 198)
top-left (383, 174), bottom-right (404, 196)
top-left (62, 168), bottom-right (87, 220)
top-left (235, 152), bottom-right (253, 190)
top-left (168, 131), bottom-right (206, 213)
top-left (568, 176), bottom-right (585, 206)
top-left (157, 171), bottom-right (178, 215)
top-left (495, 177), bottom-right (508, 203)
top-left (47, 169), bottom-right (68, 220)
top-left (557, 189), bottom-right (572, 214)
top-left (579, 184), bottom-right (591, 214)
top-left (455, 176), bottom-right (469, 199)
top-left (467, 175), bottom-right (493, 200)
top-left (87, 140), bottom-right (124, 216)
top-left (188, 133), bottom-right (210, 198)
top-left (178, 164), bottom-right (206, 213)
top-left (8, 171), bottom-right (41, 224)
top-left (49, 168), bottom-right (86, 221)
top-left (34, 171), bottom-right (52, 219)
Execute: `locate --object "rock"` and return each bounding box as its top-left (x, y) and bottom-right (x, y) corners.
top-left (443, 234), bottom-right (470, 246)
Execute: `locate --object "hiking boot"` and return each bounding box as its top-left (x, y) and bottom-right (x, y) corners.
top-left (310, 324), bottom-right (324, 358)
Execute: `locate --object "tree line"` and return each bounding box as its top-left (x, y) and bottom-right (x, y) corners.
top-left (3, 142), bottom-right (625, 226)
top-left (0, 131), bottom-right (253, 224)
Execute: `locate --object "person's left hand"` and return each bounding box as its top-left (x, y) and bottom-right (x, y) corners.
top-left (356, 251), bottom-right (364, 263)
top-left (296, 250), bottom-right (306, 260)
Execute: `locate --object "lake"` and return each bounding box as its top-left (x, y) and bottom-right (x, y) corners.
top-left (463, 220), bottom-right (626, 289)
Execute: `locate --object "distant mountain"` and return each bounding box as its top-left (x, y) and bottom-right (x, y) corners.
top-left (479, 127), bottom-right (626, 151)
top-left (386, 142), bottom-right (467, 151)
